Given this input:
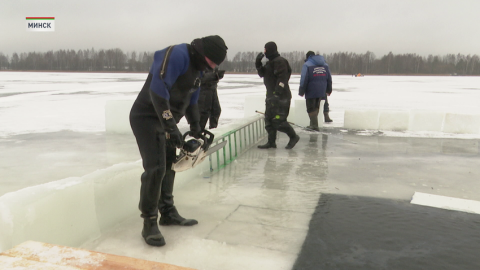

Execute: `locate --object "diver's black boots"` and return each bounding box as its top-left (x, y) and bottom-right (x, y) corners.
top-left (285, 135), bottom-right (300, 149)
top-left (158, 170), bottom-right (198, 226)
top-left (141, 215), bottom-right (165, 246)
top-left (258, 141), bottom-right (277, 149)
top-left (159, 206), bottom-right (198, 226)
top-left (258, 130), bottom-right (277, 149)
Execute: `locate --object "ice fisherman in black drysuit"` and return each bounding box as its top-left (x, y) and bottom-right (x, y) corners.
top-left (129, 35), bottom-right (228, 247)
top-left (198, 67), bottom-right (224, 130)
top-left (255, 41), bottom-right (300, 149)
top-left (299, 51), bottom-right (333, 130)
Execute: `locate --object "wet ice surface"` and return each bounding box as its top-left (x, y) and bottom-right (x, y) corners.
top-left (0, 131), bottom-right (140, 196)
top-left (79, 132), bottom-right (480, 270)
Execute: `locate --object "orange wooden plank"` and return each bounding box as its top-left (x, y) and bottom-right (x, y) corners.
top-left (0, 254), bottom-right (83, 269)
top-left (1, 241), bottom-right (196, 270)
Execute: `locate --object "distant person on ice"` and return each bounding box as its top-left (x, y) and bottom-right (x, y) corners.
top-left (299, 51), bottom-right (333, 130)
top-left (255, 41), bottom-right (300, 149)
top-left (198, 67), bottom-right (224, 130)
top-left (129, 35), bottom-right (228, 247)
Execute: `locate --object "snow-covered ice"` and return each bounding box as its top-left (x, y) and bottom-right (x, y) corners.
top-left (2, 72), bottom-right (480, 138)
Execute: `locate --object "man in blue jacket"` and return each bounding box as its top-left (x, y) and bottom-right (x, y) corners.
top-left (129, 35), bottom-right (228, 246)
top-left (299, 51), bottom-right (333, 130)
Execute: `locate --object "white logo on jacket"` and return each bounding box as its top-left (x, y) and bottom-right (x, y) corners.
top-left (313, 67), bottom-right (326, 74)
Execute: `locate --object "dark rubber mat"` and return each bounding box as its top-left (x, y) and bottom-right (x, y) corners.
top-left (292, 193), bottom-right (480, 270)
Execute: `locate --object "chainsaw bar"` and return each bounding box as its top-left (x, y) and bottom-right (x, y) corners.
top-left (205, 140), bottom-right (227, 156)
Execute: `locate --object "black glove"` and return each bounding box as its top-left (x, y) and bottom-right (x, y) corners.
top-left (190, 121), bottom-right (202, 139)
top-left (166, 126), bottom-right (183, 148)
top-left (326, 83), bottom-right (332, 95)
top-left (217, 70), bottom-right (226, 80)
top-left (299, 86), bottom-right (305, 97)
top-left (255, 53), bottom-right (264, 69)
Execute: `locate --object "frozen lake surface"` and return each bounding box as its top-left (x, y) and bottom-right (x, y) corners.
top-left (1, 72), bottom-right (480, 269)
top-left (2, 72), bottom-right (480, 138)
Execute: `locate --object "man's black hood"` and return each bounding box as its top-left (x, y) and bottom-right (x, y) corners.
top-left (264, 41), bottom-right (279, 60)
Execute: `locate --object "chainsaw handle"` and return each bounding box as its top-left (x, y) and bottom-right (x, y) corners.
top-left (182, 130), bottom-right (215, 150)
top-left (182, 131), bottom-right (206, 141)
top-left (182, 130), bottom-right (213, 142)
top-left (182, 131), bottom-right (193, 141)
top-left (201, 130), bottom-right (215, 150)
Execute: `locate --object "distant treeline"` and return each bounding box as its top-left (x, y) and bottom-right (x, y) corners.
top-left (0, 49), bottom-right (479, 75)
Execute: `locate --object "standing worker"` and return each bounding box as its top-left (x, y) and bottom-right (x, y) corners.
top-left (129, 35), bottom-right (228, 247)
top-left (198, 67), bottom-right (225, 130)
top-left (299, 51), bottom-right (333, 130)
top-left (255, 41), bottom-right (299, 149)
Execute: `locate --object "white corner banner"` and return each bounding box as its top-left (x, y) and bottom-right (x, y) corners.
top-left (26, 17), bottom-right (55, 32)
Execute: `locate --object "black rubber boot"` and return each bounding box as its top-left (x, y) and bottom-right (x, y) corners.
top-left (257, 141), bottom-right (277, 149)
top-left (141, 215), bottom-right (166, 246)
top-left (307, 109), bottom-right (320, 131)
top-left (285, 135), bottom-right (300, 149)
top-left (159, 206), bottom-right (198, 226)
top-left (324, 111), bottom-right (333, 123)
top-left (258, 130), bottom-right (277, 149)
top-left (278, 123), bottom-right (299, 149)
top-left (158, 169), bottom-right (198, 226)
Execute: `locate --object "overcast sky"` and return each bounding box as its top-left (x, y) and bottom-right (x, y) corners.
top-left (2, 0), bottom-right (479, 59)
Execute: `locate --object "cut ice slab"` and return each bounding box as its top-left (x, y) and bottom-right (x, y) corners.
top-left (344, 109), bottom-right (379, 130)
top-left (378, 111), bottom-right (409, 131)
top-left (408, 111), bottom-right (445, 132)
top-left (411, 192), bottom-right (480, 215)
top-left (442, 113), bottom-right (480, 134)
